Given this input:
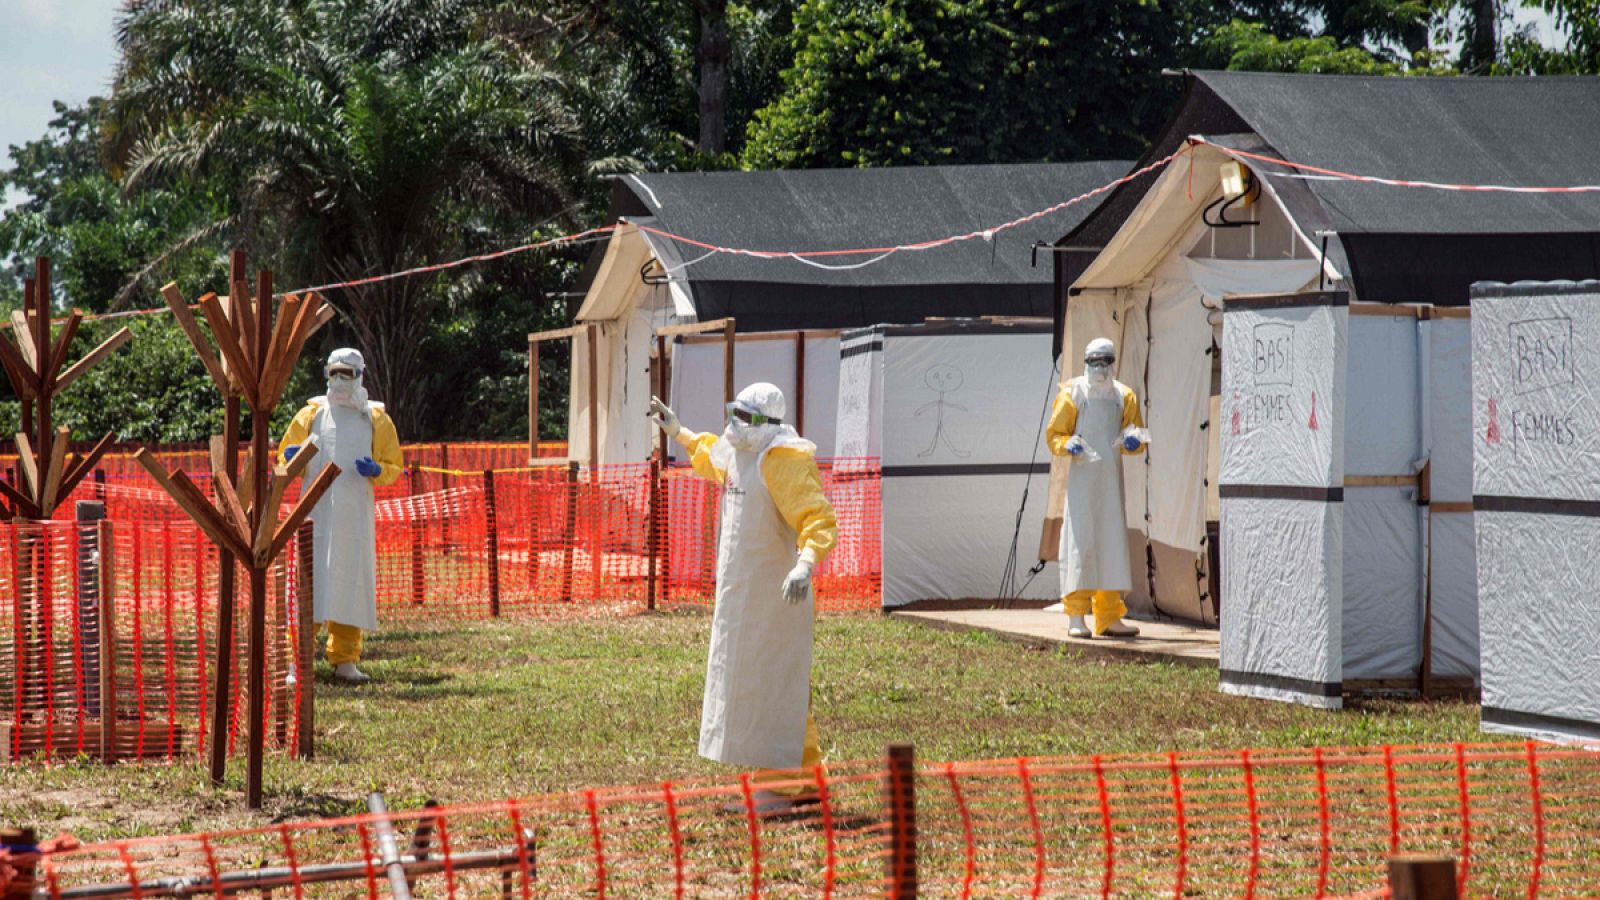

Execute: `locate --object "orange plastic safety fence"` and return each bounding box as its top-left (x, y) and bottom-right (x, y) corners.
top-left (27, 742), bottom-right (1600, 898)
top-left (0, 518), bottom-right (309, 763)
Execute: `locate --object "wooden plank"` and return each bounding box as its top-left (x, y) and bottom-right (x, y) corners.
top-left (253, 467), bottom-right (292, 556)
top-left (45, 310), bottom-right (83, 386)
top-left (133, 450), bottom-right (251, 559)
top-left (259, 294), bottom-right (305, 409)
top-left (39, 426), bottom-right (70, 514)
top-left (528, 338), bottom-right (539, 460)
top-left (13, 431), bottom-right (40, 502)
top-left (230, 280), bottom-right (258, 370)
top-left (0, 477), bottom-right (37, 520)
top-left (280, 438), bottom-right (317, 483)
top-left (10, 309), bottom-right (37, 372)
top-left (677, 328), bottom-right (843, 345)
top-left (1350, 303), bottom-right (1424, 318)
top-left (1432, 307), bottom-right (1471, 320)
top-left (198, 293), bottom-right (259, 404)
top-left (1431, 501), bottom-right (1473, 514)
top-left (54, 327), bottom-right (132, 393)
top-left (266, 464), bottom-right (340, 565)
top-left (237, 446), bottom-right (257, 512)
top-left (527, 324), bottom-right (587, 344)
top-left (653, 317), bottom-right (734, 339)
top-left (56, 431), bottom-right (114, 502)
top-left (586, 324), bottom-right (598, 470)
top-left (212, 466), bottom-right (252, 545)
top-left (161, 284), bottom-right (231, 392)
top-left (723, 319), bottom-right (736, 406)
top-left (1387, 855), bottom-right (1458, 900)
top-left (0, 331), bottom-right (36, 397)
top-left (1346, 475), bottom-right (1419, 488)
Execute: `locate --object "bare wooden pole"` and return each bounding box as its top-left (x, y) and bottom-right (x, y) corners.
top-left (722, 318), bottom-right (736, 406)
top-left (246, 267), bottom-right (273, 809)
top-left (794, 331), bottom-right (807, 436)
top-left (527, 337), bottom-right (539, 462)
top-left (208, 252), bottom-right (246, 786)
top-left (586, 324), bottom-right (599, 470)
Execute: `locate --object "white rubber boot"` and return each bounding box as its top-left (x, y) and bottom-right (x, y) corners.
top-left (334, 662), bottom-right (371, 684)
top-left (1102, 618), bottom-right (1141, 638)
top-left (1067, 615), bottom-right (1092, 639)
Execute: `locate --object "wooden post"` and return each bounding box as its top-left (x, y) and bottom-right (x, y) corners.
top-left (409, 470), bottom-right (426, 606)
top-left (646, 459), bottom-right (660, 611)
top-left (93, 468), bottom-right (106, 504)
top-left (484, 469), bottom-right (501, 618)
top-left (885, 744), bottom-right (917, 899)
top-left (722, 319), bottom-right (736, 406)
top-left (655, 334), bottom-right (670, 461)
top-left (209, 397), bottom-right (240, 786)
top-left (295, 521), bottom-right (314, 760)
top-left (588, 465), bottom-right (602, 599)
top-left (559, 461), bottom-right (579, 603)
top-left (246, 267), bottom-right (272, 810)
top-left (586, 323), bottom-right (599, 470)
top-left (527, 337), bottom-right (540, 463)
top-left (0, 827), bottom-right (38, 900)
top-left (794, 331), bottom-right (806, 436)
top-left (97, 519), bottom-right (117, 762)
top-left (1388, 855), bottom-right (1457, 900)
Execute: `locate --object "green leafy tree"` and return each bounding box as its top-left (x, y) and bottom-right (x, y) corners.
top-left (108, 0), bottom-right (586, 435)
top-left (1205, 20), bottom-right (1404, 72)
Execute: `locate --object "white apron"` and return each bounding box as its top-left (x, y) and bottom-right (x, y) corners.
top-left (303, 400), bottom-right (380, 631)
top-left (698, 441), bottom-right (813, 769)
top-left (1059, 377), bottom-right (1134, 594)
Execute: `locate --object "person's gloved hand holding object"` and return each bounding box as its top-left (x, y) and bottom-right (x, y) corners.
top-left (648, 396), bottom-right (681, 438)
top-left (1123, 433), bottom-right (1142, 452)
top-left (781, 557), bottom-right (813, 604)
top-left (1064, 435), bottom-right (1087, 456)
top-left (283, 444), bottom-right (301, 462)
top-left (354, 456), bottom-right (382, 478)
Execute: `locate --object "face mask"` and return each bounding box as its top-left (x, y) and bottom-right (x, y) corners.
top-left (722, 421), bottom-right (758, 451)
top-left (327, 374), bottom-right (359, 406)
top-left (1086, 361), bottom-right (1113, 384)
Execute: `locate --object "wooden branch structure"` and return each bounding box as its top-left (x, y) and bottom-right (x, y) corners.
top-left (143, 257), bottom-right (337, 808)
top-left (0, 257), bottom-right (132, 520)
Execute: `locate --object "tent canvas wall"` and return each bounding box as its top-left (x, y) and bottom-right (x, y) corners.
top-left (1471, 281), bottom-right (1600, 744)
top-left (564, 162), bottom-right (1132, 466)
top-left (668, 331), bottom-right (842, 458)
top-left (837, 320), bottom-right (1059, 607)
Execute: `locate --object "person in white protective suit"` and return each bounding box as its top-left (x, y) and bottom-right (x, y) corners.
top-left (1047, 337), bottom-right (1148, 639)
top-left (648, 383), bottom-right (838, 813)
top-left (277, 348), bottom-right (404, 684)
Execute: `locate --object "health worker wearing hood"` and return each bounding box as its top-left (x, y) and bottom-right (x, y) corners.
top-left (1048, 337), bottom-right (1148, 639)
top-left (649, 383), bottom-right (837, 814)
top-left (277, 348), bottom-right (404, 684)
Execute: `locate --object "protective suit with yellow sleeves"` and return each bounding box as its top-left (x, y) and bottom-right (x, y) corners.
top-left (649, 383), bottom-right (837, 807)
top-left (277, 349), bottom-right (403, 681)
top-left (1048, 337), bottom-right (1147, 639)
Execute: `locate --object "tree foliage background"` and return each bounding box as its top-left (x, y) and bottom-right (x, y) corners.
top-left (1, 0), bottom-right (1592, 443)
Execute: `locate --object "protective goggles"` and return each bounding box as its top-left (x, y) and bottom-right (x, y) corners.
top-left (1085, 355), bottom-right (1115, 367)
top-left (727, 403), bottom-right (781, 427)
top-left (326, 365), bottom-right (360, 379)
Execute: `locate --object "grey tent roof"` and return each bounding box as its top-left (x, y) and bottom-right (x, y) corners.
top-left (616, 162), bottom-right (1131, 288)
top-left (1198, 70), bottom-right (1600, 235)
top-left (1058, 71), bottom-right (1600, 306)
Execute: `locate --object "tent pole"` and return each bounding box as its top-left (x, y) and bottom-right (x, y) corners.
top-left (722, 320), bottom-right (736, 406)
top-left (794, 332), bottom-right (806, 436)
top-left (586, 324), bottom-right (598, 470)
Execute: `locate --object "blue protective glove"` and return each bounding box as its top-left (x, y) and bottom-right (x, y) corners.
top-left (1123, 434), bottom-right (1143, 452)
top-left (354, 456), bottom-right (382, 478)
top-left (283, 444), bottom-right (301, 462)
top-left (1064, 435), bottom-right (1086, 456)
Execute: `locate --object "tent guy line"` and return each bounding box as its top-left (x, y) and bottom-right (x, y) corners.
top-left (44, 139), bottom-right (1600, 326)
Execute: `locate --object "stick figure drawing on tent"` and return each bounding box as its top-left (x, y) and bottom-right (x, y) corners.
top-left (917, 363), bottom-right (971, 458)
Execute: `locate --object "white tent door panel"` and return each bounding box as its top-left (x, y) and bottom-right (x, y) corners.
top-left (569, 309), bottom-right (665, 466)
top-left (1218, 293), bottom-right (1348, 708)
top-left (1342, 315), bottom-right (1424, 680)
top-left (669, 335), bottom-right (842, 457)
top-left (883, 475), bottom-right (1059, 606)
top-left (1472, 283), bottom-right (1600, 743)
top-left (1425, 318), bottom-right (1479, 680)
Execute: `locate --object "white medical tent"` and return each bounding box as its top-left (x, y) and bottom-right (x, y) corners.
top-left (1471, 281), bottom-right (1600, 744)
top-left (562, 162), bottom-right (1133, 466)
top-left (837, 319), bottom-right (1060, 607)
top-left (1047, 71), bottom-right (1600, 705)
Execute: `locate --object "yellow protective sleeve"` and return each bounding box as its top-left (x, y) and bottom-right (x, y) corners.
top-left (277, 404), bottom-right (318, 465)
top-left (369, 408), bottom-right (405, 487)
top-left (762, 447), bottom-right (838, 566)
top-left (1119, 385), bottom-right (1145, 456)
top-left (676, 430), bottom-right (726, 484)
top-left (1045, 387), bottom-right (1079, 457)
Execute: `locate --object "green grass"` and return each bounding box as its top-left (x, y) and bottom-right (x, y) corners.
top-left (0, 612), bottom-right (1480, 842)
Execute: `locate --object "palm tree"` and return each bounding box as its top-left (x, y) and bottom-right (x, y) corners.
top-left (107, 0), bottom-right (584, 433)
